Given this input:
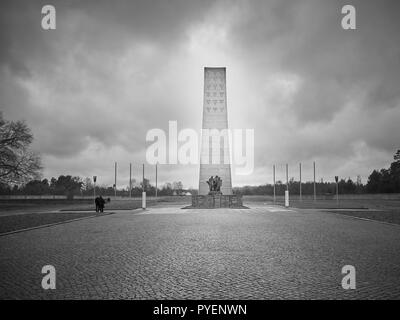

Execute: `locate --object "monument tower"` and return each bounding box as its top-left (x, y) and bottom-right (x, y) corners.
top-left (198, 67), bottom-right (233, 195)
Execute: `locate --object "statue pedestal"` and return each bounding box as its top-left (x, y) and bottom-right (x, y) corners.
top-left (208, 191), bottom-right (222, 196)
top-left (191, 194), bottom-right (243, 208)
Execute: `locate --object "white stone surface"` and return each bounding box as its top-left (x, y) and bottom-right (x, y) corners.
top-left (199, 67), bottom-right (232, 195)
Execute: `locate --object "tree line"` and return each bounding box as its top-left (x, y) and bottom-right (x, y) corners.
top-left (365, 150), bottom-right (400, 193)
top-left (233, 178), bottom-right (365, 196)
top-left (0, 175), bottom-right (194, 198)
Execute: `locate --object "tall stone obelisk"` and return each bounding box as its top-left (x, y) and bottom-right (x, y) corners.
top-left (199, 67), bottom-right (232, 195)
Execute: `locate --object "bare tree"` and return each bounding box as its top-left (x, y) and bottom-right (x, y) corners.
top-left (0, 113), bottom-right (42, 184)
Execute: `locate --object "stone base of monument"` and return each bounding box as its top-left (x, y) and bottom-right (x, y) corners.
top-left (189, 194), bottom-right (244, 209)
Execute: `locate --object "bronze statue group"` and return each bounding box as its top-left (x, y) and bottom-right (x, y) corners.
top-left (206, 175), bottom-right (222, 193)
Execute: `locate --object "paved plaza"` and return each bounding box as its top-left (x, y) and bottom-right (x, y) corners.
top-left (0, 204), bottom-right (400, 299)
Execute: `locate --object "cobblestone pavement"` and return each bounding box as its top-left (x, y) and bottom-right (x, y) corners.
top-left (0, 204), bottom-right (400, 299)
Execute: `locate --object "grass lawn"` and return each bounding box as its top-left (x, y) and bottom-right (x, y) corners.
top-left (0, 211), bottom-right (109, 234)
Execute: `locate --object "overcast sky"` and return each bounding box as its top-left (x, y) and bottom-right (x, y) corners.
top-left (1, 0), bottom-right (399, 189)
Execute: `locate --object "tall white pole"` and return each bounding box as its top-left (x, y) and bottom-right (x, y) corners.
top-left (273, 165), bottom-right (276, 204)
top-left (299, 162), bottom-right (302, 202)
top-left (336, 179), bottom-right (339, 206)
top-left (313, 161), bottom-right (316, 202)
top-left (142, 163), bottom-right (146, 209)
top-left (114, 162), bottom-right (117, 198)
top-left (286, 164), bottom-right (289, 190)
top-left (155, 163), bottom-right (158, 199)
top-left (129, 163), bottom-right (132, 198)
top-left (285, 163), bottom-right (289, 207)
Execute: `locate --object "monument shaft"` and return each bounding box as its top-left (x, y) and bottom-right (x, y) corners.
top-left (199, 67), bottom-right (232, 195)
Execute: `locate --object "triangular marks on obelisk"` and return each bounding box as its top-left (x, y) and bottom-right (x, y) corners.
top-left (213, 100), bottom-right (217, 105)
top-left (206, 99), bottom-right (210, 104)
top-left (213, 107), bottom-right (217, 112)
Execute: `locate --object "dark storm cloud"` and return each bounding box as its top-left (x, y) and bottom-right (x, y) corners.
top-left (227, 0), bottom-right (400, 121)
top-left (0, 0), bottom-right (215, 71)
top-left (223, 0), bottom-right (400, 166)
top-left (0, 0), bottom-right (214, 155)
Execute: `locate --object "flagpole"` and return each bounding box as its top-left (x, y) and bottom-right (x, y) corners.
top-left (129, 163), bottom-right (132, 198)
top-left (155, 163), bottom-right (158, 199)
top-left (114, 162), bottom-right (117, 198)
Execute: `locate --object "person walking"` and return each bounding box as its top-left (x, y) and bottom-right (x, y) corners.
top-left (94, 196), bottom-right (100, 212)
top-left (98, 195), bottom-right (105, 213)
